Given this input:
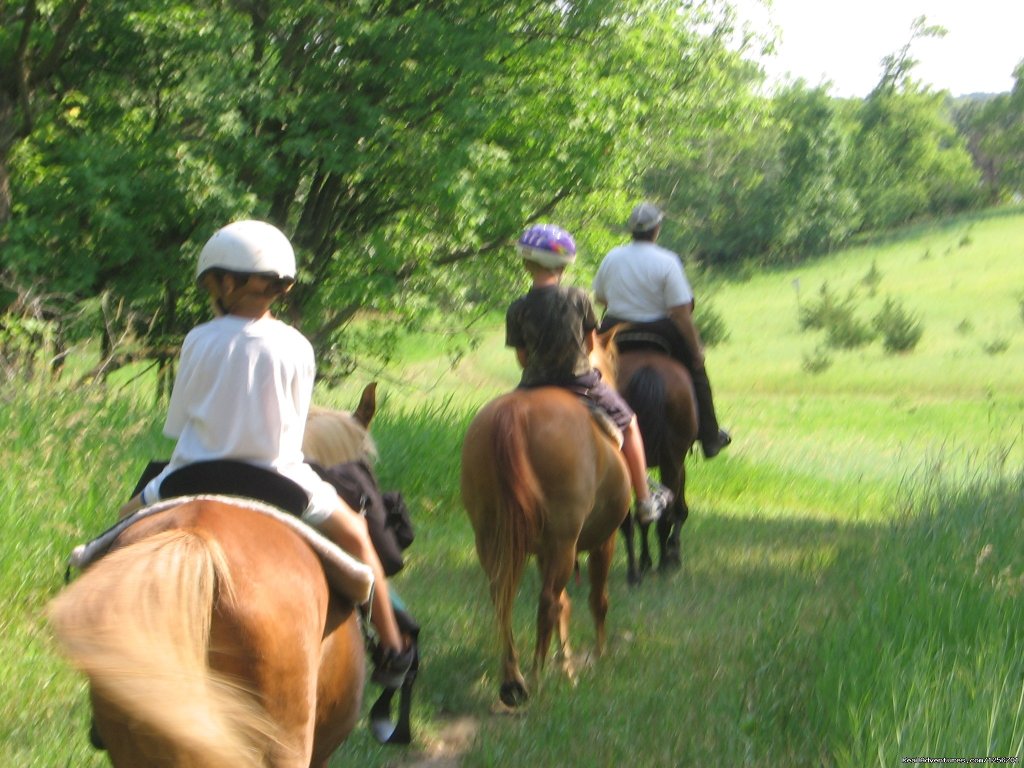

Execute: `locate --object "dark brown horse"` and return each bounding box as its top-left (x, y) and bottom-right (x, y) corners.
top-left (461, 342), bottom-right (631, 708)
top-left (48, 389), bottom-right (381, 767)
top-left (613, 346), bottom-right (698, 582)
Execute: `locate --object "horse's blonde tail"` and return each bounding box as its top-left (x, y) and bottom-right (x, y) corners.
top-left (48, 530), bottom-right (279, 767)
top-left (486, 399), bottom-right (544, 640)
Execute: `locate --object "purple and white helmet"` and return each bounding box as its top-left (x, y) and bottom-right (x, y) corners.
top-left (517, 224), bottom-right (577, 269)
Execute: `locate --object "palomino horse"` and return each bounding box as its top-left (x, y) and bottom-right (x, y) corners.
top-left (612, 341), bottom-right (698, 581)
top-left (461, 340), bottom-right (631, 708)
top-left (48, 385), bottom-right (381, 767)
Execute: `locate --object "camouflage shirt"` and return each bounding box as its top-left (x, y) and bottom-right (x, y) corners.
top-left (505, 284), bottom-right (597, 387)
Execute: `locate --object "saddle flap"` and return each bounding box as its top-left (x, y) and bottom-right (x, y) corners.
top-left (588, 404), bottom-right (624, 449)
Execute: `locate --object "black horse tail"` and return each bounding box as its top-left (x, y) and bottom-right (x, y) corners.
top-left (624, 366), bottom-right (667, 463)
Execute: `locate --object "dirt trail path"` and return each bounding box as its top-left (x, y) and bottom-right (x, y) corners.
top-left (395, 716), bottom-right (479, 767)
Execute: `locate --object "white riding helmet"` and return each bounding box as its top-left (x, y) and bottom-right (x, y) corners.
top-left (196, 220), bottom-right (297, 282)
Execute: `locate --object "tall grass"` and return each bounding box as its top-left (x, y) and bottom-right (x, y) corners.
top-left (0, 382), bottom-right (164, 767)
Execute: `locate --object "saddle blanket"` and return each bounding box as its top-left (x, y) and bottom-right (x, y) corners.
top-left (589, 404), bottom-right (624, 449)
top-left (67, 495), bottom-right (375, 606)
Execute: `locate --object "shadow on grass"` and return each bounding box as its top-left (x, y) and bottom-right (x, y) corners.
top-left (355, 493), bottom-right (884, 767)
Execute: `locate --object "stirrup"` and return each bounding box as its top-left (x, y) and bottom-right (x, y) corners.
top-left (371, 642), bottom-right (415, 689)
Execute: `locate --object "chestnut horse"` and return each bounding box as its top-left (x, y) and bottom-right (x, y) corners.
top-left (614, 345), bottom-right (698, 582)
top-left (461, 341), bottom-right (631, 708)
top-left (48, 386), bottom-right (380, 767)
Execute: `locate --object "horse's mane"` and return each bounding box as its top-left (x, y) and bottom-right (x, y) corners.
top-left (303, 406), bottom-right (378, 467)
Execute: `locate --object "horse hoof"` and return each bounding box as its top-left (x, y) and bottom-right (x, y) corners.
top-left (89, 719), bottom-right (106, 751)
top-left (627, 570), bottom-right (643, 588)
top-left (659, 554), bottom-right (682, 572)
top-left (499, 681), bottom-right (529, 708)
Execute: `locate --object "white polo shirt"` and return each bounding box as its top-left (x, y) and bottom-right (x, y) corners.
top-left (592, 241), bottom-right (693, 321)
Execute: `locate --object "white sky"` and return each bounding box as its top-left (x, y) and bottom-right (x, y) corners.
top-left (731, 0), bottom-right (1024, 97)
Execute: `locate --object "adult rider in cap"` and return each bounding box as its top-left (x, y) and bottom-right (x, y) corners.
top-left (592, 202), bottom-right (731, 458)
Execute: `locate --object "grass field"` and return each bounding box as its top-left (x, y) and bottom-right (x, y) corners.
top-left (2, 207), bottom-right (1023, 766)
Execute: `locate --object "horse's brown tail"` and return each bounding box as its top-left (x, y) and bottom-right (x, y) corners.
top-left (485, 399), bottom-right (544, 642)
top-left (48, 529), bottom-right (280, 767)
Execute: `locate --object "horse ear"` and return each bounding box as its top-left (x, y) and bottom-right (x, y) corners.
top-left (596, 326), bottom-right (622, 352)
top-left (354, 382), bottom-right (377, 428)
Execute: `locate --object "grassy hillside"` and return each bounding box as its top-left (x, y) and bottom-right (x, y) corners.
top-left (3, 207), bottom-right (1022, 767)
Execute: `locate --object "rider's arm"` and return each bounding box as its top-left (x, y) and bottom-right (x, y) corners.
top-left (667, 303), bottom-right (705, 369)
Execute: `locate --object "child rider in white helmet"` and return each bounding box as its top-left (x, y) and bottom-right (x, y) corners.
top-left (118, 220), bottom-right (413, 686)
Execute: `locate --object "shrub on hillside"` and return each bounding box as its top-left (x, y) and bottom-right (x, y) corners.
top-left (695, 300), bottom-right (730, 347)
top-left (860, 260), bottom-right (883, 296)
top-left (797, 282), bottom-right (841, 331)
top-left (799, 283), bottom-right (873, 347)
top-left (825, 310), bottom-right (875, 350)
top-left (981, 337), bottom-right (1010, 355)
top-left (873, 297), bottom-right (924, 353)
top-left (801, 344), bottom-right (833, 374)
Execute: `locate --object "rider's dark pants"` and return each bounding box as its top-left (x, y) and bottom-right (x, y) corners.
top-left (601, 315), bottom-right (723, 447)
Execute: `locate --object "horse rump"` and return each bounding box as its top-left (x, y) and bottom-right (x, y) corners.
top-left (48, 528), bottom-right (278, 768)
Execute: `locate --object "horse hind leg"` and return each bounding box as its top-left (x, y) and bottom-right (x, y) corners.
top-left (657, 462), bottom-right (686, 572)
top-left (619, 514), bottom-right (645, 587)
top-left (549, 588), bottom-right (575, 683)
top-left (490, 576), bottom-right (529, 709)
top-left (587, 536), bottom-right (616, 658)
top-left (638, 520), bottom-right (654, 576)
top-left (532, 549), bottom-right (577, 687)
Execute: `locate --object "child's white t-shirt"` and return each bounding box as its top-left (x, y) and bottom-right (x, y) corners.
top-left (141, 315), bottom-right (340, 519)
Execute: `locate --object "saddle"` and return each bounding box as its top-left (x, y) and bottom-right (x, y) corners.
top-left (614, 326), bottom-right (674, 356)
top-left (63, 460), bottom-right (373, 604)
top-left (134, 459), bottom-right (310, 515)
top-left (311, 459), bottom-right (414, 577)
top-left (544, 380), bottom-right (625, 449)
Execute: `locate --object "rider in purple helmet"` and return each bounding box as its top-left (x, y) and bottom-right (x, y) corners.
top-left (506, 223), bottom-right (672, 524)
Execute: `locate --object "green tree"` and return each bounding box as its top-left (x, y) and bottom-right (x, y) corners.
top-left (956, 60), bottom-right (1024, 199)
top-left (2, 1), bottom-right (754, 378)
top-left (0, 1), bottom-right (89, 226)
top-left (766, 83), bottom-right (860, 259)
top-left (846, 17), bottom-right (981, 230)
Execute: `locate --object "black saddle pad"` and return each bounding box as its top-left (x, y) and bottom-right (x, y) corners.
top-left (132, 459), bottom-right (310, 517)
